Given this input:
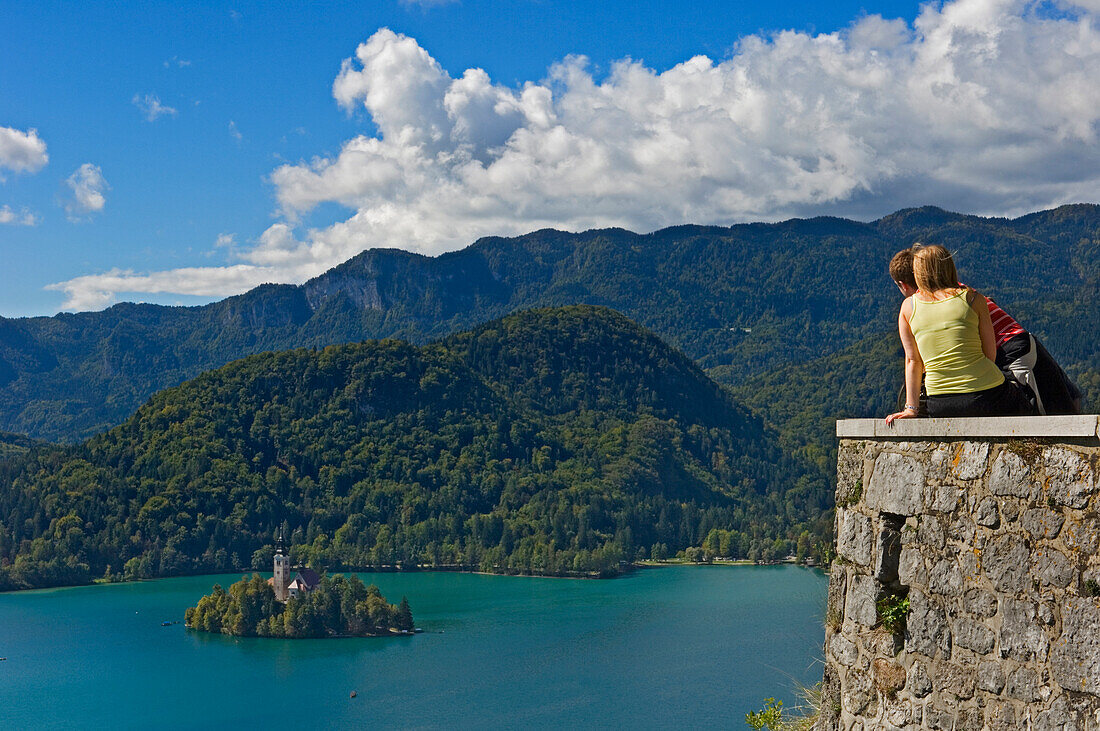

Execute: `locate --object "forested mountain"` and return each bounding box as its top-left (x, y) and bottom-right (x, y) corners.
top-left (4, 204), bottom-right (1097, 443)
top-left (0, 307), bottom-right (828, 591)
top-left (0, 431), bottom-right (45, 459)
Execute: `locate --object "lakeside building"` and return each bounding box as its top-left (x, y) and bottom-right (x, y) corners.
top-left (267, 537), bottom-right (320, 602)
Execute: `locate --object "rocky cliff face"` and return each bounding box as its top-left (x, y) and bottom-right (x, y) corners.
top-left (820, 417), bottom-right (1100, 730)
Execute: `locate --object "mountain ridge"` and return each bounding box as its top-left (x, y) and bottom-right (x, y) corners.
top-left (1, 204), bottom-right (1097, 442)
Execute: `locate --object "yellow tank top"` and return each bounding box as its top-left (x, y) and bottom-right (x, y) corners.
top-left (908, 290), bottom-right (1005, 395)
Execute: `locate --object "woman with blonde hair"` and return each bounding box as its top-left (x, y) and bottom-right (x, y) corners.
top-left (886, 245), bottom-right (1034, 423)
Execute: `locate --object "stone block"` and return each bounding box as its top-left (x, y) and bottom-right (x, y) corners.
top-left (926, 483), bottom-right (963, 513)
top-left (940, 662), bottom-right (976, 699)
top-left (918, 515), bottom-right (946, 550)
top-left (977, 660), bottom-right (1006, 693)
top-left (928, 445), bottom-right (951, 481)
top-left (1062, 516), bottom-right (1100, 555)
top-left (1033, 696), bottom-right (1078, 731)
top-left (1043, 447), bottom-right (1095, 509)
top-left (828, 632), bottom-right (858, 667)
top-left (984, 534), bottom-right (1030, 593)
top-left (837, 511), bottom-right (874, 566)
top-left (874, 522), bottom-right (902, 583)
top-left (882, 697), bottom-right (918, 728)
top-left (826, 564), bottom-right (847, 628)
top-left (974, 496), bottom-right (1000, 528)
top-left (924, 706), bottom-right (955, 730)
top-left (842, 669), bottom-right (875, 715)
top-left (906, 589), bottom-right (951, 659)
top-left (985, 701), bottom-right (1017, 731)
top-left (818, 664), bottom-right (842, 731)
top-left (836, 443), bottom-right (865, 505)
top-left (958, 549), bottom-right (981, 583)
top-left (949, 513), bottom-right (976, 544)
top-left (989, 449), bottom-right (1035, 499)
top-left (999, 498), bottom-right (1021, 523)
top-left (844, 574), bottom-right (880, 627)
top-left (866, 452), bottom-right (925, 516)
top-left (929, 558), bottom-right (964, 597)
top-left (866, 629), bottom-right (902, 658)
top-left (963, 588), bottom-right (998, 618)
top-left (1034, 548), bottom-right (1074, 589)
top-left (956, 706), bottom-right (983, 731)
top-left (872, 657), bottom-right (906, 695)
top-left (1022, 507), bottom-right (1065, 541)
top-left (953, 617), bottom-right (996, 655)
top-left (1001, 598), bottom-right (1051, 662)
top-left (1051, 597), bottom-right (1100, 697)
top-left (898, 546), bottom-right (926, 587)
top-left (906, 660), bottom-right (933, 697)
top-left (1005, 665), bottom-right (1041, 702)
top-left (953, 442), bottom-right (990, 480)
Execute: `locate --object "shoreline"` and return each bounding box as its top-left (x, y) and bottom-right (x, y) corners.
top-left (3, 558), bottom-right (823, 595)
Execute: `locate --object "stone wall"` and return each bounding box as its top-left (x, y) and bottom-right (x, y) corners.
top-left (819, 416), bottom-right (1100, 730)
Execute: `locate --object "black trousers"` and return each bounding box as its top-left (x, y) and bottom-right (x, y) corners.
top-left (925, 379), bottom-right (1037, 417)
top-left (996, 333), bottom-right (1081, 415)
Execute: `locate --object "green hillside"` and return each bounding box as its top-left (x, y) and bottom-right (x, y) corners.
top-left (0, 307), bottom-right (827, 591)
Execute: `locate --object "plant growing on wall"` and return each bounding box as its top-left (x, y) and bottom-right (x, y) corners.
top-left (876, 593), bottom-right (910, 635)
top-left (745, 698), bottom-right (783, 729)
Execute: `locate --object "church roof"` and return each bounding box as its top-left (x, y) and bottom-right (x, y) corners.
top-left (292, 568), bottom-right (321, 589)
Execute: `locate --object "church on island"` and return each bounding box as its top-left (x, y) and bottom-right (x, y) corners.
top-left (267, 538), bottom-right (320, 602)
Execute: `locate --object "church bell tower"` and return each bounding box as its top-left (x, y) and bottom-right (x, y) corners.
top-left (273, 533), bottom-right (290, 602)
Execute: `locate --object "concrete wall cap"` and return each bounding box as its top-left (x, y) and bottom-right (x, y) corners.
top-left (836, 415), bottom-right (1099, 439)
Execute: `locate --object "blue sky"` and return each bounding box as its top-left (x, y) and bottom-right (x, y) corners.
top-left (2, 0), bottom-right (1098, 317)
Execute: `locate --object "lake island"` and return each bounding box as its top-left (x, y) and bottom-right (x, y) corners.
top-left (185, 541), bottom-right (414, 639)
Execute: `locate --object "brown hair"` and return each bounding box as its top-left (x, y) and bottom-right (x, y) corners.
top-left (912, 244), bottom-right (959, 292)
top-left (889, 248), bottom-right (916, 288)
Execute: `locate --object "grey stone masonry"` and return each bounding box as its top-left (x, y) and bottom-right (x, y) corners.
top-left (819, 418), bottom-right (1100, 731)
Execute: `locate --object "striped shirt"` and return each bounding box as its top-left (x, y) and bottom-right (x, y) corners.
top-left (959, 282), bottom-right (1026, 346)
top-left (986, 296), bottom-right (1026, 346)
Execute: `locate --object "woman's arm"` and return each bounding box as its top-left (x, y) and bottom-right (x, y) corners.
top-left (887, 298), bottom-right (924, 424)
top-left (970, 291), bottom-right (997, 362)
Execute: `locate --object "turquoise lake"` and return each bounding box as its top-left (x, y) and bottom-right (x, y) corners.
top-left (0, 565), bottom-right (826, 729)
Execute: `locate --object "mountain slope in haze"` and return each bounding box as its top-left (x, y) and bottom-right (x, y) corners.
top-left (4, 204), bottom-right (1097, 442)
top-left (0, 307), bottom-right (827, 591)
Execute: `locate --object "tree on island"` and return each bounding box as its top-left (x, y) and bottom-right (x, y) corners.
top-left (396, 596), bottom-right (414, 632)
top-left (184, 573), bottom-right (413, 639)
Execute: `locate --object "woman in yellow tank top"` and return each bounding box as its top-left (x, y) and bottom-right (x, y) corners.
top-left (886, 245), bottom-right (1034, 423)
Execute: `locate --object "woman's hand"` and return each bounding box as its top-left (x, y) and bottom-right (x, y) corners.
top-left (886, 409), bottom-right (918, 425)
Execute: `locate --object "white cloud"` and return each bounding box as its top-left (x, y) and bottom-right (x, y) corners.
top-left (45, 265), bottom-right (297, 312)
top-left (229, 120), bottom-right (243, 142)
top-left (0, 127), bottom-right (48, 175)
top-left (0, 205), bottom-right (38, 226)
top-left (164, 56), bottom-right (192, 68)
top-left (64, 163), bottom-right (108, 219)
top-left (49, 0), bottom-right (1100, 310)
top-left (132, 94), bottom-right (178, 122)
top-left (215, 233), bottom-right (237, 248)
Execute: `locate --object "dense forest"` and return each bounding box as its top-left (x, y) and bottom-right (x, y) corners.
top-left (1, 205), bottom-right (1096, 444)
top-left (0, 307), bottom-right (829, 591)
top-left (0, 206), bottom-right (1094, 592)
top-left (185, 573), bottom-right (413, 638)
